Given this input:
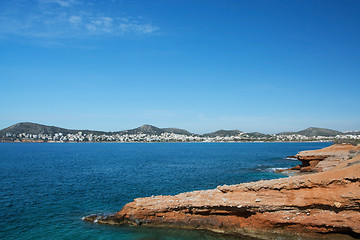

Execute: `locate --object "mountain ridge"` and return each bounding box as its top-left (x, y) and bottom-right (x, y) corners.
top-left (0, 122), bottom-right (112, 136)
top-left (203, 129), bottom-right (243, 137)
top-left (279, 127), bottom-right (343, 137)
top-left (0, 122), bottom-right (357, 138)
top-left (119, 124), bottom-right (193, 136)
top-left (0, 122), bottom-right (194, 137)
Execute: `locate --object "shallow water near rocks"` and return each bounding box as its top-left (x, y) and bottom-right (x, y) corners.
top-left (0, 142), bottom-right (331, 239)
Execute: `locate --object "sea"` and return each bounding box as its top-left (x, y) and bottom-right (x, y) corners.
top-left (0, 142), bottom-right (331, 240)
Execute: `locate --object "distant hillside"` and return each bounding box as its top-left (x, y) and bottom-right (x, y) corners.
top-left (121, 124), bottom-right (193, 136)
top-left (344, 131), bottom-right (360, 135)
top-left (0, 122), bottom-right (110, 137)
top-left (162, 128), bottom-right (193, 136)
top-left (279, 127), bottom-right (343, 137)
top-left (0, 122), bottom-right (193, 137)
top-left (1, 122), bottom-right (355, 140)
top-left (121, 124), bottom-right (162, 135)
top-left (203, 130), bottom-right (242, 137)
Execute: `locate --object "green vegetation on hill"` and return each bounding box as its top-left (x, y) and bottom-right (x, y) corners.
top-left (119, 124), bottom-right (193, 136)
top-left (0, 123), bottom-right (193, 137)
top-left (280, 127), bottom-right (343, 137)
top-left (202, 130), bottom-right (242, 137)
top-left (0, 122), bottom-right (110, 137)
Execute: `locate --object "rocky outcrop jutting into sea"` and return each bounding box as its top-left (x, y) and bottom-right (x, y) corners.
top-left (84, 144), bottom-right (360, 239)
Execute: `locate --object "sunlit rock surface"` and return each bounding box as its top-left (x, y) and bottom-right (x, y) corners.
top-left (84, 144), bottom-right (360, 239)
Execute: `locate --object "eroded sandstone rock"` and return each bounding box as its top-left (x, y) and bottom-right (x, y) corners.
top-left (84, 144), bottom-right (360, 239)
top-left (291, 143), bottom-right (360, 172)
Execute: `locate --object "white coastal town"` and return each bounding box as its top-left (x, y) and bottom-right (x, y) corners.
top-left (4, 131), bottom-right (360, 143)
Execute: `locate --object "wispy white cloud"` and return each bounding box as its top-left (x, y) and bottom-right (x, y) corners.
top-left (119, 22), bottom-right (158, 34)
top-left (0, 0), bottom-right (159, 40)
top-left (85, 16), bottom-right (114, 33)
top-left (38, 0), bottom-right (78, 7)
top-left (68, 15), bottom-right (82, 25)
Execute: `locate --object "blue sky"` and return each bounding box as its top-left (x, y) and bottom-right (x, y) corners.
top-left (1, 0), bottom-right (359, 133)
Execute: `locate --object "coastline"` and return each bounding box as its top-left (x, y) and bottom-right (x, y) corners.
top-left (83, 143), bottom-right (360, 239)
top-left (0, 140), bottom-right (334, 143)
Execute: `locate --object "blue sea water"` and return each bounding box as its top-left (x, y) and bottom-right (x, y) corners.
top-left (0, 142), bottom-right (331, 240)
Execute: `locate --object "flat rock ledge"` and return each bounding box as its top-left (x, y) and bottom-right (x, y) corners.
top-left (288, 143), bottom-right (360, 173)
top-left (84, 144), bottom-right (360, 240)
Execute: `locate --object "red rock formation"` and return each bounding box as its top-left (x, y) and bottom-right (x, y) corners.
top-left (291, 143), bottom-right (360, 172)
top-left (84, 144), bottom-right (360, 239)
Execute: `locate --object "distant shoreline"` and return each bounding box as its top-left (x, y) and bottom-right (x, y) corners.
top-left (0, 140), bottom-right (334, 143)
top-left (1, 122), bottom-right (358, 144)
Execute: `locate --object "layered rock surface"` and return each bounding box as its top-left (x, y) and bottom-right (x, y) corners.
top-left (84, 144), bottom-right (360, 239)
top-left (291, 143), bottom-right (360, 172)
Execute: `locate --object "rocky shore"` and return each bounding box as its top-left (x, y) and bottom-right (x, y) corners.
top-left (84, 144), bottom-right (360, 239)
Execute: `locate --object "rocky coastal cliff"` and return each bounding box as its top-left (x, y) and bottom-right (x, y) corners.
top-left (288, 144), bottom-right (360, 173)
top-left (84, 144), bottom-right (360, 239)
